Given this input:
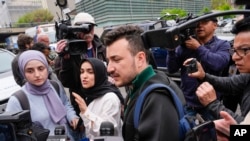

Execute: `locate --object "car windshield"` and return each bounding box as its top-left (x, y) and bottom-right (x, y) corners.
top-left (0, 51), bottom-right (14, 73)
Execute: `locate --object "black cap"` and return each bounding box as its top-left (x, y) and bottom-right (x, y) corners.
top-left (202, 12), bottom-right (218, 22)
top-left (207, 17), bottom-right (218, 22)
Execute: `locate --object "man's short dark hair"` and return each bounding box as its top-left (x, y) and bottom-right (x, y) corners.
top-left (17, 34), bottom-right (33, 50)
top-left (103, 25), bottom-right (150, 62)
top-left (231, 16), bottom-right (250, 34)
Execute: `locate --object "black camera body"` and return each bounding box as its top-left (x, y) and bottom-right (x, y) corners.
top-left (57, 23), bottom-right (92, 40)
top-left (56, 22), bottom-right (92, 56)
top-left (185, 121), bottom-right (217, 141)
top-left (186, 58), bottom-right (198, 73)
top-left (0, 110), bottom-right (46, 141)
top-left (176, 13), bottom-right (198, 45)
top-left (141, 10), bottom-right (250, 50)
top-left (140, 13), bottom-right (198, 50)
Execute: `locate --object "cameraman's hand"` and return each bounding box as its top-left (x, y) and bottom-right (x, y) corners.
top-left (184, 36), bottom-right (200, 50)
top-left (196, 82), bottom-right (217, 106)
top-left (183, 58), bottom-right (205, 80)
top-left (56, 40), bottom-right (67, 53)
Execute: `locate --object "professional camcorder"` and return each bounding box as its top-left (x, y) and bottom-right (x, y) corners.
top-left (141, 10), bottom-right (250, 50)
top-left (0, 110), bottom-right (50, 141)
top-left (55, 0), bottom-right (90, 56)
top-left (175, 13), bottom-right (198, 45)
top-left (56, 23), bottom-right (93, 40)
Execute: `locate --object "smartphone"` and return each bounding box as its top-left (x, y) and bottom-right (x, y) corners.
top-left (192, 121), bottom-right (217, 141)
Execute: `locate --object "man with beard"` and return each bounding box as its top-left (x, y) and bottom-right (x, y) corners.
top-left (55, 12), bottom-right (106, 141)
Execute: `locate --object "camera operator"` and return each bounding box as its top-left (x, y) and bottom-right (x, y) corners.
top-left (55, 12), bottom-right (106, 140)
top-left (166, 13), bottom-right (231, 121)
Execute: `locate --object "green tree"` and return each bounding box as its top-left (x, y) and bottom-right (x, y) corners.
top-left (17, 9), bottom-right (54, 24)
top-left (211, 0), bottom-right (230, 9)
top-left (217, 3), bottom-right (234, 19)
top-left (200, 7), bottom-right (211, 15)
top-left (160, 8), bottom-right (187, 20)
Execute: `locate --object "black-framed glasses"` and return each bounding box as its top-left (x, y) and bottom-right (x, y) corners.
top-left (229, 47), bottom-right (250, 57)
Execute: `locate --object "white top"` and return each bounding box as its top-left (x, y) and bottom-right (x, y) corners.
top-left (80, 92), bottom-right (123, 140)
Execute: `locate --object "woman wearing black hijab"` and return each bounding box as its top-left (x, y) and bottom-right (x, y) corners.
top-left (73, 58), bottom-right (124, 140)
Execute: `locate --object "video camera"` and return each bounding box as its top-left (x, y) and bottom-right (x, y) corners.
top-left (55, 0), bottom-right (90, 56)
top-left (175, 13), bottom-right (198, 45)
top-left (141, 10), bottom-right (250, 50)
top-left (0, 110), bottom-right (49, 141)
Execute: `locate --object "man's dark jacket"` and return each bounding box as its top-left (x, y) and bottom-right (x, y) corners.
top-left (123, 66), bottom-right (186, 141)
top-left (204, 73), bottom-right (250, 123)
top-left (167, 36), bottom-right (230, 108)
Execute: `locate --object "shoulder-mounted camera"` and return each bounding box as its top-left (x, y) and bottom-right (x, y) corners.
top-left (55, 0), bottom-right (92, 56)
top-left (141, 10), bottom-right (250, 50)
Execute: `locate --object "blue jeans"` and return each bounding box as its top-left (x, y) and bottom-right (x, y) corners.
top-left (66, 124), bottom-right (85, 141)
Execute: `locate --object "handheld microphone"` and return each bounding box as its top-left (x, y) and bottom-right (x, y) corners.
top-left (47, 125), bottom-right (68, 141)
top-left (93, 121), bottom-right (123, 141)
top-left (100, 121), bottom-right (114, 136)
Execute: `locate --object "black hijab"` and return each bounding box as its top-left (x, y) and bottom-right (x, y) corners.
top-left (80, 58), bottom-right (124, 105)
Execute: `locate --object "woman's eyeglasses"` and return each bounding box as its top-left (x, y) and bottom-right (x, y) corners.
top-left (229, 47), bottom-right (250, 57)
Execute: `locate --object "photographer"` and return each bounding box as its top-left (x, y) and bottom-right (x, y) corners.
top-left (166, 14), bottom-right (231, 121)
top-left (55, 12), bottom-right (106, 140)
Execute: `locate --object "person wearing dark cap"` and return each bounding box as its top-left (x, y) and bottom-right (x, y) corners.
top-left (166, 12), bottom-right (231, 121)
top-left (186, 16), bottom-right (250, 140)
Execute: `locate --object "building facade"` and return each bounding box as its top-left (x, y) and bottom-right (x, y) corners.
top-left (0, 0), bottom-right (76, 28)
top-left (0, 0), bottom-right (42, 27)
top-left (75, 0), bottom-right (212, 27)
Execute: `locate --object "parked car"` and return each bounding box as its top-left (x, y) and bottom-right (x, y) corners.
top-left (222, 19), bottom-right (236, 33)
top-left (0, 48), bottom-right (21, 112)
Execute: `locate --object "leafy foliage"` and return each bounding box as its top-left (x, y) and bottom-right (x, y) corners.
top-left (17, 9), bottom-right (54, 24)
top-left (200, 7), bottom-right (212, 15)
top-left (160, 8), bottom-right (187, 20)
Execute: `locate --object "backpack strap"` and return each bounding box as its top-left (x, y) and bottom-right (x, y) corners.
top-left (133, 83), bottom-right (184, 128)
top-left (13, 90), bottom-right (30, 110)
top-left (13, 81), bottom-right (60, 110)
top-left (49, 80), bottom-right (60, 95)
